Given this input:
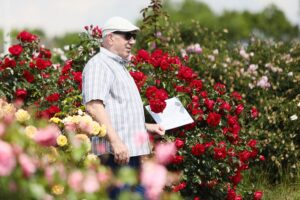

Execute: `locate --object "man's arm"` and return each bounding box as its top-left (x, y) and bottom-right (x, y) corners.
top-left (86, 100), bottom-right (129, 165)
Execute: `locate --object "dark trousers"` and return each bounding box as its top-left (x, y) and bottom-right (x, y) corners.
top-left (99, 154), bottom-right (146, 200)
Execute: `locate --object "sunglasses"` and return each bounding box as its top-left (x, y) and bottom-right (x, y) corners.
top-left (113, 31), bottom-right (137, 40)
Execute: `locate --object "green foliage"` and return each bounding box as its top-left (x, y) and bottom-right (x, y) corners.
top-left (163, 0), bottom-right (299, 41)
top-left (53, 32), bottom-right (81, 49)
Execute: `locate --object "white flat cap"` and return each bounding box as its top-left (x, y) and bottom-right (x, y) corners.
top-left (102, 16), bottom-right (140, 37)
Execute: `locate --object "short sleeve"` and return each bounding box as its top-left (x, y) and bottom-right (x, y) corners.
top-left (82, 59), bottom-right (114, 105)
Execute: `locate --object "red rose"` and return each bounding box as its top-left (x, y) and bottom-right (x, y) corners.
top-left (61, 63), bottom-right (72, 75)
top-left (9, 44), bottom-right (23, 56)
top-left (38, 47), bottom-right (52, 59)
top-left (58, 75), bottom-right (70, 85)
top-left (184, 122), bottom-right (196, 130)
top-left (35, 58), bottom-right (52, 70)
top-left (220, 101), bottom-right (231, 112)
top-left (200, 91), bottom-right (208, 98)
top-left (226, 188), bottom-right (236, 200)
top-left (72, 71), bottom-right (82, 83)
top-left (41, 72), bottom-right (50, 79)
top-left (23, 70), bottom-right (35, 83)
top-left (235, 104), bottom-right (244, 115)
top-left (175, 85), bottom-right (185, 93)
top-left (227, 115), bottom-right (238, 126)
top-left (253, 191), bottom-right (263, 200)
top-left (160, 59), bottom-right (169, 71)
top-left (235, 195), bottom-right (243, 200)
top-left (172, 182), bottom-right (186, 192)
top-left (231, 171), bottom-right (242, 185)
top-left (239, 150), bottom-right (251, 163)
top-left (251, 107), bottom-right (259, 119)
top-left (172, 155), bottom-right (184, 164)
top-left (47, 105), bottom-right (61, 117)
top-left (259, 155), bottom-right (265, 161)
top-left (149, 99), bottom-right (166, 113)
top-left (130, 71), bottom-right (147, 90)
top-left (191, 143), bottom-right (205, 156)
top-left (46, 93), bottom-right (60, 102)
top-left (146, 86), bottom-right (158, 99)
top-left (227, 148), bottom-right (236, 156)
top-left (250, 148), bottom-right (258, 158)
top-left (15, 89), bottom-right (27, 99)
top-left (175, 138), bottom-right (184, 149)
top-left (214, 147), bottom-right (227, 160)
top-left (206, 112), bottom-right (221, 127)
top-left (17, 31), bottom-right (38, 43)
top-left (247, 139), bottom-right (257, 148)
top-left (231, 91), bottom-right (242, 101)
top-left (178, 66), bottom-right (195, 81)
top-left (155, 89), bottom-right (168, 101)
top-left (204, 99), bottom-right (215, 111)
top-left (204, 141), bottom-right (215, 149)
top-left (214, 82), bottom-right (226, 95)
top-left (92, 26), bottom-right (102, 38)
top-left (137, 49), bottom-right (150, 62)
top-left (3, 58), bottom-right (16, 69)
top-left (190, 79), bottom-right (203, 92)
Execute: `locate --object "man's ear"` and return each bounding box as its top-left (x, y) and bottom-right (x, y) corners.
top-left (107, 34), bottom-right (114, 44)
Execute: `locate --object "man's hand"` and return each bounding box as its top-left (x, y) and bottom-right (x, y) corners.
top-left (145, 123), bottom-right (165, 136)
top-left (86, 100), bottom-right (130, 165)
top-left (111, 139), bottom-right (129, 165)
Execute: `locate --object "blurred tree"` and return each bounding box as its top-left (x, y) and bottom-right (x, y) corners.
top-left (163, 0), bottom-right (299, 41)
top-left (53, 32), bottom-right (81, 48)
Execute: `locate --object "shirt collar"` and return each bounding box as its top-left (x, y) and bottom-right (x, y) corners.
top-left (100, 47), bottom-right (129, 65)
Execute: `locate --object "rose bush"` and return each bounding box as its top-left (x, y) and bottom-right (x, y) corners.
top-left (129, 48), bottom-right (264, 199)
top-left (0, 99), bottom-right (113, 199)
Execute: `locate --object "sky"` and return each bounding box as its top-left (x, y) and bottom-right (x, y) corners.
top-left (0, 0), bottom-right (299, 37)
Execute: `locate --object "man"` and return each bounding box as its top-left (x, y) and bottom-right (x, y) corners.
top-left (82, 16), bottom-right (164, 169)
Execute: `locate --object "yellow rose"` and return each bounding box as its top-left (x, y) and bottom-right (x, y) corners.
top-left (4, 103), bottom-right (16, 114)
top-left (84, 153), bottom-right (99, 166)
top-left (86, 153), bottom-right (98, 161)
top-left (25, 125), bottom-right (37, 138)
top-left (56, 134), bottom-right (68, 147)
top-left (71, 115), bottom-right (81, 123)
top-left (50, 117), bottom-right (61, 124)
top-left (15, 109), bottom-right (31, 123)
top-left (82, 114), bottom-right (93, 121)
top-left (99, 125), bottom-right (106, 137)
top-left (51, 184), bottom-right (64, 195)
top-left (91, 121), bottom-right (101, 136)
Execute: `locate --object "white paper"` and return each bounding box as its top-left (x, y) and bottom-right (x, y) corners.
top-left (145, 97), bottom-right (194, 130)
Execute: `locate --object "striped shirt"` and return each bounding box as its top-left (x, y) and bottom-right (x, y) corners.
top-left (82, 47), bottom-right (151, 157)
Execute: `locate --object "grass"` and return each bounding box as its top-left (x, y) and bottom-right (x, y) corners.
top-left (239, 168), bottom-right (300, 200)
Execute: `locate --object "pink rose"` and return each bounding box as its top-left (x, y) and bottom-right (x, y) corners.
top-left (34, 125), bottom-right (60, 146)
top-left (155, 142), bottom-right (176, 165)
top-left (141, 161), bottom-right (167, 200)
top-left (18, 153), bottom-right (36, 178)
top-left (82, 172), bottom-right (100, 193)
top-left (0, 140), bottom-right (16, 176)
top-left (68, 170), bottom-right (84, 192)
top-left (64, 121), bottom-right (77, 132)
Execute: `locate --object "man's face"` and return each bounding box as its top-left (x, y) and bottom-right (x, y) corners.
top-left (110, 31), bottom-right (137, 59)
